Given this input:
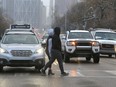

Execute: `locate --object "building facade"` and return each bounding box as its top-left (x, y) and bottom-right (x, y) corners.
top-left (1, 0), bottom-right (46, 29)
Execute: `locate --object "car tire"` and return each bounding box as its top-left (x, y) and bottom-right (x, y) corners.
top-left (0, 66), bottom-right (3, 72)
top-left (35, 60), bottom-right (45, 71)
top-left (93, 53), bottom-right (100, 63)
top-left (64, 51), bottom-right (70, 63)
top-left (108, 54), bottom-right (112, 58)
top-left (35, 66), bottom-right (43, 71)
top-left (86, 56), bottom-right (91, 61)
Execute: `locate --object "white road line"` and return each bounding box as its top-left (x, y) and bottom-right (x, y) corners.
top-left (11, 70), bottom-right (116, 78)
top-left (77, 76), bottom-right (116, 78)
top-left (68, 70), bottom-right (84, 77)
top-left (14, 73), bottom-right (30, 77)
top-left (105, 71), bottom-right (116, 75)
top-left (57, 69), bottom-right (84, 77)
top-left (78, 70), bottom-right (112, 71)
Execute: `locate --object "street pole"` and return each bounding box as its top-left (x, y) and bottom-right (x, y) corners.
top-left (65, 13), bottom-right (67, 32)
top-left (64, 0), bottom-right (67, 32)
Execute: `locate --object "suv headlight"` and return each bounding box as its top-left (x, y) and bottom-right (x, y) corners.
top-left (114, 45), bottom-right (116, 52)
top-left (34, 48), bottom-right (44, 54)
top-left (67, 41), bottom-right (77, 46)
top-left (0, 48), bottom-right (8, 53)
top-left (91, 41), bottom-right (99, 46)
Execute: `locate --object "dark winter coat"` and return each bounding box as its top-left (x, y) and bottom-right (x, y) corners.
top-left (52, 27), bottom-right (61, 51)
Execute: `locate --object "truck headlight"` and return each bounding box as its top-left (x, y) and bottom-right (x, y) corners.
top-left (114, 45), bottom-right (116, 52)
top-left (34, 48), bottom-right (44, 54)
top-left (0, 48), bottom-right (8, 53)
top-left (91, 41), bottom-right (99, 46)
top-left (67, 41), bottom-right (77, 46)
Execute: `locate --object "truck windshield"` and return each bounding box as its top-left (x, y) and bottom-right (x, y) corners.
top-left (95, 32), bottom-right (116, 40)
top-left (68, 32), bottom-right (93, 39)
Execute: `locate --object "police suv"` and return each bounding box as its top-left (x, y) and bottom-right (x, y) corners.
top-left (63, 30), bottom-right (100, 63)
top-left (0, 24), bottom-right (45, 71)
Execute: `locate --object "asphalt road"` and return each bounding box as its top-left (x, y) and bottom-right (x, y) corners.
top-left (1, 55), bottom-right (116, 87)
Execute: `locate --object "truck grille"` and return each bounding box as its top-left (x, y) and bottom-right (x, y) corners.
top-left (75, 48), bottom-right (92, 53)
top-left (77, 41), bottom-right (91, 46)
top-left (11, 50), bottom-right (32, 57)
top-left (101, 44), bottom-right (114, 49)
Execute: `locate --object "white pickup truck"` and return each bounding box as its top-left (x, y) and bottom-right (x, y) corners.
top-left (91, 29), bottom-right (116, 57)
top-left (63, 30), bottom-right (100, 63)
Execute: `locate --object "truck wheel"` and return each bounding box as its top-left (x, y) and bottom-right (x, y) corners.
top-left (86, 56), bottom-right (91, 61)
top-left (93, 53), bottom-right (100, 63)
top-left (108, 54), bottom-right (112, 58)
top-left (0, 66), bottom-right (3, 72)
top-left (64, 52), bottom-right (70, 63)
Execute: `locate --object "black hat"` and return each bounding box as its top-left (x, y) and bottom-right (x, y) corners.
top-left (54, 27), bottom-right (60, 36)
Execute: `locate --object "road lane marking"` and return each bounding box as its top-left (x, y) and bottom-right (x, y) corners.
top-left (56, 69), bottom-right (84, 77)
top-left (14, 73), bottom-right (30, 77)
top-left (4, 68), bottom-right (116, 78)
top-left (69, 71), bottom-right (84, 77)
top-left (67, 70), bottom-right (84, 77)
top-left (77, 76), bottom-right (116, 78)
top-left (105, 71), bottom-right (116, 75)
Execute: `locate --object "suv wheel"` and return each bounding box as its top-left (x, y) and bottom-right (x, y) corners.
top-left (35, 60), bottom-right (45, 71)
top-left (86, 56), bottom-right (91, 61)
top-left (108, 54), bottom-right (112, 58)
top-left (64, 51), bottom-right (70, 63)
top-left (0, 66), bottom-right (3, 72)
top-left (35, 66), bottom-right (43, 71)
top-left (93, 53), bottom-right (100, 63)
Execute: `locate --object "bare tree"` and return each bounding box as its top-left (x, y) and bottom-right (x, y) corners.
top-left (0, 8), bottom-right (12, 36)
top-left (53, 0), bottom-right (116, 31)
top-left (85, 0), bottom-right (116, 29)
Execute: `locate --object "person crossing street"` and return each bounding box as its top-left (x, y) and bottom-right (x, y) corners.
top-left (45, 29), bottom-right (54, 75)
top-left (41, 27), bottom-right (69, 76)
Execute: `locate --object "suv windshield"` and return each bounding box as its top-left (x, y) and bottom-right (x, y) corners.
top-left (95, 32), bottom-right (116, 40)
top-left (2, 34), bottom-right (39, 44)
top-left (68, 32), bottom-right (93, 39)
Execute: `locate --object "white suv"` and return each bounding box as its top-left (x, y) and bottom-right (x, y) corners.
top-left (0, 24), bottom-right (45, 72)
top-left (63, 30), bottom-right (100, 63)
top-left (91, 28), bottom-right (116, 57)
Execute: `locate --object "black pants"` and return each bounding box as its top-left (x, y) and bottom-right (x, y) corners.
top-left (44, 49), bottom-right (64, 73)
top-left (46, 52), bottom-right (52, 69)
